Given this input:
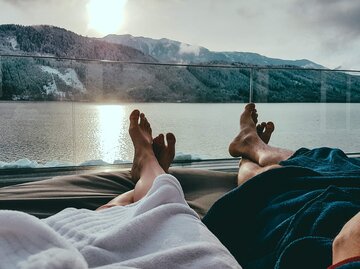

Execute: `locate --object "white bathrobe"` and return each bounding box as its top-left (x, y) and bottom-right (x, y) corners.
top-left (0, 174), bottom-right (241, 269)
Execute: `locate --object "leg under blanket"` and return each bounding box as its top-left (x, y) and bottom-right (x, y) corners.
top-left (203, 147), bottom-right (360, 269)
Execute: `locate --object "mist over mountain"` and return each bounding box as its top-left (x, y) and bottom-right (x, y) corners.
top-left (103, 34), bottom-right (324, 68)
top-left (0, 24), bottom-right (359, 103)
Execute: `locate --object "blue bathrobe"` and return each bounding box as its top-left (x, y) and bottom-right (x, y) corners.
top-left (203, 148), bottom-right (360, 269)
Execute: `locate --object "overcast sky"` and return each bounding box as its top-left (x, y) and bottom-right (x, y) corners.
top-left (1, 0), bottom-right (359, 69)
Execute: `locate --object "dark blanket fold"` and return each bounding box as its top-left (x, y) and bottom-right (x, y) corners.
top-left (202, 148), bottom-right (360, 269)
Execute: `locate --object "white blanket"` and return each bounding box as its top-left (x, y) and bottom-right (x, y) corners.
top-left (0, 174), bottom-right (241, 269)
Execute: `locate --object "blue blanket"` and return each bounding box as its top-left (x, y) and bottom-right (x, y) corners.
top-left (203, 148), bottom-right (360, 269)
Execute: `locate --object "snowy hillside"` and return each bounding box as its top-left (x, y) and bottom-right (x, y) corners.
top-left (40, 66), bottom-right (85, 97)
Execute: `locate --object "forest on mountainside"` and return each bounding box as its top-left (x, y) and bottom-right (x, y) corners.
top-left (1, 24), bottom-right (360, 103)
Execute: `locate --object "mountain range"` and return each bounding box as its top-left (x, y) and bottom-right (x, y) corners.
top-left (0, 24), bottom-right (359, 103)
top-left (103, 34), bottom-right (324, 68)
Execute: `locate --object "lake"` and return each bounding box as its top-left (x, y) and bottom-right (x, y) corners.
top-left (0, 102), bottom-right (360, 167)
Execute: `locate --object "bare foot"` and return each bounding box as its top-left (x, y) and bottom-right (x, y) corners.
top-left (229, 103), bottom-right (264, 159)
top-left (229, 103), bottom-right (293, 166)
top-left (153, 133), bottom-right (176, 173)
top-left (99, 110), bottom-right (165, 208)
top-left (250, 107), bottom-right (274, 144)
top-left (129, 110), bottom-right (165, 201)
top-left (256, 121), bottom-right (274, 144)
top-left (129, 110), bottom-right (156, 182)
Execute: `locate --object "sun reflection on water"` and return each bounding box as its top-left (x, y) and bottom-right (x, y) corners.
top-left (96, 105), bottom-right (127, 163)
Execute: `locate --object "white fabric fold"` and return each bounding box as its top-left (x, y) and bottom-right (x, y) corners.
top-left (1, 174), bottom-right (241, 269)
top-left (0, 210), bottom-right (87, 269)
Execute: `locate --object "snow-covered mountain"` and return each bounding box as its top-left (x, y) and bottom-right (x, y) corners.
top-left (103, 34), bottom-right (324, 68)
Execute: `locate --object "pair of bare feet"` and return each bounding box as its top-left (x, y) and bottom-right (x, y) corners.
top-left (228, 103), bottom-right (293, 185)
top-left (228, 103), bottom-right (293, 166)
top-left (129, 109), bottom-right (176, 183)
top-left (97, 110), bottom-right (176, 210)
top-left (229, 103), bottom-right (274, 162)
top-left (98, 103), bottom-right (292, 209)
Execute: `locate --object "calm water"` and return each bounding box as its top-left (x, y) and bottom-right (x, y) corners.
top-left (0, 102), bottom-right (360, 166)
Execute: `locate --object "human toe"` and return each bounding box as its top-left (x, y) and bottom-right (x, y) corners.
top-left (265, 122), bottom-right (275, 133)
top-left (245, 103), bottom-right (255, 111)
top-left (166, 133), bottom-right (176, 147)
top-left (129, 110), bottom-right (140, 129)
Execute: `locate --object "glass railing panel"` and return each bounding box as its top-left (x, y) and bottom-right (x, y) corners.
top-left (184, 65), bottom-right (251, 103)
top-left (319, 71), bottom-right (360, 154)
top-left (0, 56), bottom-right (75, 168)
top-left (251, 68), bottom-right (360, 153)
top-left (251, 68), bottom-right (322, 103)
top-left (1, 55), bottom-right (359, 170)
top-left (72, 63), bottom-right (252, 163)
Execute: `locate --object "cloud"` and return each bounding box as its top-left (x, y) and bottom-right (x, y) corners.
top-left (285, 0), bottom-right (360, 69)
top-left (0, 0), bottom-right (89, 36)
top-left (293, 0), bottom-right (360, 38)
top-left (2, 0), bottom-right (58, 5)
top-left (178, 43), bottom-right (200, 56)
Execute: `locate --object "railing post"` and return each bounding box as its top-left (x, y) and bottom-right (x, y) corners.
top-left (346, 74), bottom-right (351, 130)
top-left (346, 74), bottom-right (351, 104)
top-left (320, 70), bottom-right (327, 103)
top-left (0, 55), bottom-right (2, 99)
top-left (72, 90), bottom-right (77, 166)
top-left (320, 70), bottom-right (326, 130)
top-left (85, 61), bottom-right (104, 98)
top-left (255, 68), bottom-right (269, 103)
top-left (249, 68), bottom-right (254, 103)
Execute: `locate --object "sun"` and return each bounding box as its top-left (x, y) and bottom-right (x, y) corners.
top-left (87, 0), bottom-right (127, 35)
